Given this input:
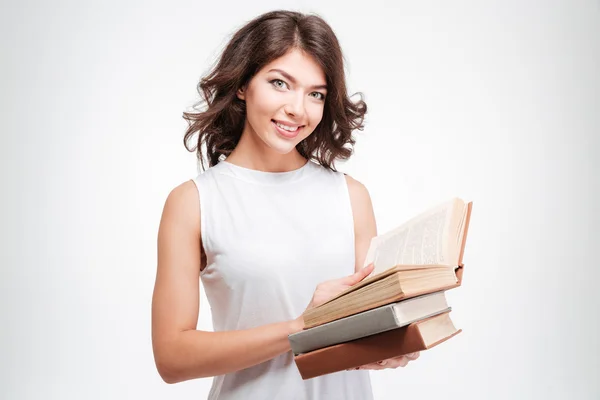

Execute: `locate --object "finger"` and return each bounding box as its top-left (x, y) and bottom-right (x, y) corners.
top-left (365, 359), bottom-right (390, 370)
top-left (354, 363), bottom-right (386, 371)
top-left (343, 263), bottom-right (375, 285)
top-left (388, 356), bottom-right (409, 369)
top-left (356, 357), bottom-right (410, 371)
top-left (388, 353), bottom-right (418, 362)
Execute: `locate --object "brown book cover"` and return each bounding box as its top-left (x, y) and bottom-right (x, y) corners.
top-left (294, 311), bottom-right (461, 380)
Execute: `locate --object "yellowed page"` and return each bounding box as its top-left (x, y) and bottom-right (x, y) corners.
top-left (366, 199), bottom-right (461, 276)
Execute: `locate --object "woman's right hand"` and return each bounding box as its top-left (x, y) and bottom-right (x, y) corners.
top-left (294, 263), bottom-right (375, 329)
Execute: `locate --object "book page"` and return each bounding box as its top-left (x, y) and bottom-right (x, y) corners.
top-left (369, 200), bottom-right (457, 276)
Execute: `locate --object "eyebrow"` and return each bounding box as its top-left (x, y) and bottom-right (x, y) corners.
top-left (268, 68), bottom-right (328, 91)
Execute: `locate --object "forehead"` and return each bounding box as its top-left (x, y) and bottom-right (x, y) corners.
top-left (259, 49), bottom-right (326, 84)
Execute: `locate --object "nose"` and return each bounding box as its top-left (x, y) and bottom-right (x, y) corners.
top-left (284, 92), bottom-right (305, 119)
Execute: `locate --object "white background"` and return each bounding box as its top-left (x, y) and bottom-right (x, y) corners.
top-left (2, 0), bottom-right (599, 399)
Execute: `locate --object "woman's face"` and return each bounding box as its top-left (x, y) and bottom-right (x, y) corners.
top-left (237, 48), bottom-right (328, 155)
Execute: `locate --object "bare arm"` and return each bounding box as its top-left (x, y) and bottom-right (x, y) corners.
top-left (151, 181), bottom-right (303, 384)
top-left (152, 179), bottom-right (377, 384)
top-left (345, 175), bottom-right (378, 273)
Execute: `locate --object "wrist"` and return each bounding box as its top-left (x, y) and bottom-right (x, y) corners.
top-left (288, 315), bottom-right (304, 335)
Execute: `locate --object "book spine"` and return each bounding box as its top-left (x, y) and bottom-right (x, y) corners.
top-left (289, 306), bottom-right (398, 354)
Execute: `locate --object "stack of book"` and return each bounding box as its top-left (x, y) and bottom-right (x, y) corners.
top-left (289, 198), bottom-right (473, 379)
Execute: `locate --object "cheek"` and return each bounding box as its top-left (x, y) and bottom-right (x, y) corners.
top-left (301, 111), bottom-right (324, 141)
top-left (308, 105), bottom-right (325, 128)
top-left (256, 86), bottom-right (283, 112)
top-left (245, 88), bottom-right (278, 123)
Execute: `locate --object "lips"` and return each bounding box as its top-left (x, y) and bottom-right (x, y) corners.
top-left (272, 120), bottom-right (303, 139)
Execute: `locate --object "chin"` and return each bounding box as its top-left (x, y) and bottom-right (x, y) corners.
top-left (265, 139), bottom-right (302, 155)
top-left (259, 130), bottom-right (309, 155)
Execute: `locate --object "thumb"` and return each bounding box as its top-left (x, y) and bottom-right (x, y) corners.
top-left (344, 263), bottom-right (375, 285)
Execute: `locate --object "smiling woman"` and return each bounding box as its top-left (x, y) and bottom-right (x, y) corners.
top-left (181, 10), bottom-right (366, 171)
top-left (233, 49), bottom-right (328, 156)
top-left (151, 9), bottom-right (415, 400)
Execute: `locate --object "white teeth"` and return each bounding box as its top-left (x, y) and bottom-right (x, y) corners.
top-left (275, 121), bottom-right (299, 132)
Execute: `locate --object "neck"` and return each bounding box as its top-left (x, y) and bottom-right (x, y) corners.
top-left (225, 127), bottom-right (307, 173)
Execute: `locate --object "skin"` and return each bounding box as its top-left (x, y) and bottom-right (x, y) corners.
top-left (151, 48), bottom-right (418, 384)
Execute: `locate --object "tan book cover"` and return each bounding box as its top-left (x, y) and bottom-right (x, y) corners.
top-left (294, 311), bottom-right (461, 380)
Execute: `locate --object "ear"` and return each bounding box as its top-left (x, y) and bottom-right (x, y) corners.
top-left (236, 86), bottom-right (246, 101)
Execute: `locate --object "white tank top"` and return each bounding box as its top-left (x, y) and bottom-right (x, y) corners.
top-left (192, 159), bottom-right (373, 400)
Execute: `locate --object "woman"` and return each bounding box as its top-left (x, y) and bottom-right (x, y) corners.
top-left (151, 10), bottom-right (419, 400)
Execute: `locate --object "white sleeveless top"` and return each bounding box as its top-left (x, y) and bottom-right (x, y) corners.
top-left (192, 159), bottom-right (373, 400)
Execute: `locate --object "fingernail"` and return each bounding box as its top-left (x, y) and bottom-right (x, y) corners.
top-left (377, 360), bottom-right (387, 366)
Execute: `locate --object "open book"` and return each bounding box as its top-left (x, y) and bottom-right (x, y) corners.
top-left (302, 198), bottom-right (473, 329)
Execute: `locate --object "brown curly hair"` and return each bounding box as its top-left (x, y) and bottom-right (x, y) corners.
top-left (183, 10), bottom-right (367, 172)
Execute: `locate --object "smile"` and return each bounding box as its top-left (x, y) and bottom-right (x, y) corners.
top-left (272, 120), bottom-right (304, 139)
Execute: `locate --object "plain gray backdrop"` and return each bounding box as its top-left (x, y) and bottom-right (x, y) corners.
top-left (1, 0), bottom-right (599, 399)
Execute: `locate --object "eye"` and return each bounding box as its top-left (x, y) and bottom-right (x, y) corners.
top-left (310, 92), bottom-right (326, 101)
top-left (270, 79), bottom-right (288, 89)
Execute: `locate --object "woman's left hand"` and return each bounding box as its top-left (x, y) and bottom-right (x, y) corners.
top-left (347, 352), bottom-right (420, 371)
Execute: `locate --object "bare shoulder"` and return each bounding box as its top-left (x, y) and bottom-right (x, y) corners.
top-left (344, 174), bottom-right (370, 201)
top-left (343, 174), bottom-right (375, 221)
top-left (344, 174), bottom-right (377, 271)
top-left (158, 180), bottom-right (202, 253)
top-left (165, 179), bottom-right (199, 207)
top-left (161, 180), bottom-right (200, 228)
top-left (344, 175), bottom-right (375, 221)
